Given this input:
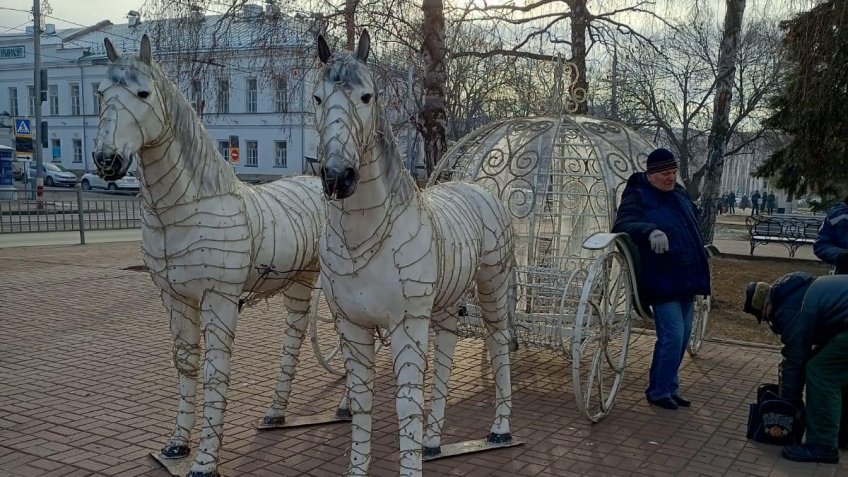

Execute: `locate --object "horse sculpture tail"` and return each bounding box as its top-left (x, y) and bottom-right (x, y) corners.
top-left (507, 256), bottom-right (520, 352)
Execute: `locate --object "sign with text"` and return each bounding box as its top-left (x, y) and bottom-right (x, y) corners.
top-left (0, 46), bottom-right (25, 60)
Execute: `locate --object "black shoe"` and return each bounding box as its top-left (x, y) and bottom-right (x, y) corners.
top-left (672, 395), bottom-right (691, 407)
top-left (781, 445), bottom-right (839, 464)
top-left (647, 396), bottom-right (678, 410)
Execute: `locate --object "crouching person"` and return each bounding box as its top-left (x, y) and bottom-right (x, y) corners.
top-left (744, 273), bottom-right (848, 463)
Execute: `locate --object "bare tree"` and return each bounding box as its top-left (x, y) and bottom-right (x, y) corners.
top-left (451, 0), bottom-right (670, 114)
top-left (699, 0), bottom-right (746, 242)
top-left (611, 1), bottom-right (784, 204)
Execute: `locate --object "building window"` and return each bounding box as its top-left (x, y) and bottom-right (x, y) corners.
top-left (218, 140), bottom-right (229, 160)
top-left (246, 78), bottom-right (257, 113)
top-left (92, 83), bottom-right (100, 114)
top-left (72, 139), bottom-right (83, 163)
top-left (70, 83), bottom-right (81, 115)
top-left (217, 78), bottom-right (229, 114)
top-left (51, 139), bottom-right (61, 162)
top-left (245, 141), bottom-right (258, 167)
top-left (8, 87), bottom-right (18, 116)
top-left (28, 86), bottom-right (35, 116)
top-left (274, 76), bottom-right (287, 112)
top-left (49, 85), bottom-right (59, 115)
top-left (274, 141), bottom-right (287, 168)
top-left (190, 79), bottom-right (203, 113)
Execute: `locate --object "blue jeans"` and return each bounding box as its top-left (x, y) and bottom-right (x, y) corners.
top-left (647, 298), bottom-right (695, 401)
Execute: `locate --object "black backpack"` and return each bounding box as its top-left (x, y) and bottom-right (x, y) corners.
top-left (746, 383), bottom-right (805, 445)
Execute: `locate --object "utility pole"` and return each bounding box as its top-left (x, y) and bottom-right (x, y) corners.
top-left (33, 0), bottom-right (44, 208)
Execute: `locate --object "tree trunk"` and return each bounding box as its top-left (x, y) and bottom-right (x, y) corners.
top-left (699, 0), bottom-right (746, 243)
top-left (344, 0), bottom-right (358, 50)
top-left (568, 0), bottom-right (590, 114)
top-left (421, 0), bottom-right (447, 179)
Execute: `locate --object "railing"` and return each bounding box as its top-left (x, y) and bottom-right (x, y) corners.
top-left (0, 187), bottom-right (142, 242)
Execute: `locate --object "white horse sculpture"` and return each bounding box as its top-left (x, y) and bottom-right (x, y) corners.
top-left (313, 31), bottom-right (517, 476)
top-left (93, 35), bottom-right (326, 477)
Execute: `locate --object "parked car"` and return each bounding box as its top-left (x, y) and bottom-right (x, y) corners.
top-left (24, 162), bottom-right (78, 187)
top-left (79, 171), bottom-right (140, 191)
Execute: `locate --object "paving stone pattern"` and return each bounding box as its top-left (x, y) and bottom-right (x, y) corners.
top-left (1, 242), bottom-right (845, 476)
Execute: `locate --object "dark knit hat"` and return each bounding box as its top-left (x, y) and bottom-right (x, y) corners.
top-left (743, 281), bottom-right (771, 323)
top-left (646, 148), bottom-right (678, 174)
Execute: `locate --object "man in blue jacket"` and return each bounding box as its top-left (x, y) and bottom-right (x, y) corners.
top-left (814, 198), bottom-right (848, 274)
top-left (613, 148), bottom-right (711, 410)
top-left (745, 273), bottom-right (848, 463)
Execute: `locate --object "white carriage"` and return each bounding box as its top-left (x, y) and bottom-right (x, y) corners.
top-left (422, 115), bottom-right (715, 422)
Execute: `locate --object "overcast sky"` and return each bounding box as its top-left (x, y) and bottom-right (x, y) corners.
top-left (0, 0), bottom-right (817, 36)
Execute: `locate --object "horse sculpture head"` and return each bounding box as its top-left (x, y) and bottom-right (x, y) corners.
top-left (93, 34), bottom-right (166, 181)
top-left (313, 30), bottom-right (376, 200)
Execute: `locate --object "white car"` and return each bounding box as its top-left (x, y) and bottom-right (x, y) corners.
top-left (24, 162), bottom-right (78, 187)
top-left (79, 171), bottom-right (140, 191)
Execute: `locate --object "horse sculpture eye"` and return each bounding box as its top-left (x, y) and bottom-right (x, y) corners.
top-left (313, 95), bottom-right (322, 105)
top-left (138, 90), bottom-right (150, 99)
top-left (361, 94), bottom-right (372, 104)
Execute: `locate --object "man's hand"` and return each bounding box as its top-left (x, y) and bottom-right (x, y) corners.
top-left (649, 229), bottom-right (669, 254)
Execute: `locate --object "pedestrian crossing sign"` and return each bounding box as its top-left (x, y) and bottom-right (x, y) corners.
top-left (15, 119), bottom-right (31, 138)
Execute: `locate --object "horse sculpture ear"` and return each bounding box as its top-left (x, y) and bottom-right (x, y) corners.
top-left (140, 34), bottom-right (152, 65)
top-left (104, 38), bottom-right (119, 62)
top-left (355, 29), bottom-right (370, 63)
top-left (317, 35), bottom-right (331, 64)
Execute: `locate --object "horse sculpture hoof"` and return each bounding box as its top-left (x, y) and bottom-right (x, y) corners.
top-left (422, 446), bottom-right (441, 458)
top-left (261, 416), bottom-right (286, 427)
top-left (487, 432), bottom-right (512, 444)
top-left (335, 407), bottom-right (352, 419)
top-left (161, 444), bottom-right (191, 459)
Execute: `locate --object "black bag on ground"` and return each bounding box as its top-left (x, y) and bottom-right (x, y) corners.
top-left (747, 383), bottom-right (805, 445)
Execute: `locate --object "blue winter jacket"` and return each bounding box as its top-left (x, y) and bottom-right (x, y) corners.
top-left (813, 201), bottom-right (848, 265)
top-left (767, 273), bottom-right (848, 402)
top-left (612, 172), bottom-right (711, 305)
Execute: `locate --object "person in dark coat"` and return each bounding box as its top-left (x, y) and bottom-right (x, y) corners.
top-left (728, 191), bottom-right (736, 214)
top-left (744, 273), bottom-right (848, 463)
top-left (766, 192), bottom-right (776, 215)
top-left (612, 148), bottom-right (711, 410)
top-left (814, 198), bottom-right (848, 274)
top-left (751, 190), bottom-right (762, 216)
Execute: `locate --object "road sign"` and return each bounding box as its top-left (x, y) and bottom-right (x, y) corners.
top-left (15, 119), bottom-right (31, 138)
top-left (230, 148), bottom-right (240, 164)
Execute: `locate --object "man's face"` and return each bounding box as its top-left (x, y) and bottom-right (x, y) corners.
top-left (648, 168), bottom-right (678, 192)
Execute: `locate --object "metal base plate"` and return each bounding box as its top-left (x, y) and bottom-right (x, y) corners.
top-left (423, 438), bottom-right (524, 461)
top-left (255, 412), bottom-right (351, 430)
top-left (151, 451), bottom-right (197, 477)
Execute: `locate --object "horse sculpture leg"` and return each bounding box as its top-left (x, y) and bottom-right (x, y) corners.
top-left (339, 317), bottom-right (376, 477)
top-left (391, 316), bottom-right (430, 476)
top-left (161, 294), bottom-right (201, 459)
top-left (476, 268), bottom-right (514, 441)
top-left (190, 289), bottom-right (240, 477)
top-left (262, 276), bottom-right (318, 426)
top-left (423, 311), bottom-right (459, 456)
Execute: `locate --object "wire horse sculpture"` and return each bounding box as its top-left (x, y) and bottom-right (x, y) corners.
top-left (313, 30), bottom-right (517, 476)
top-left (93, 35), bottom-right (325, 477)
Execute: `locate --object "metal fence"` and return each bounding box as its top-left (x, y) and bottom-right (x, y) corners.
top-left (0, 188), bottom-right (142, 241)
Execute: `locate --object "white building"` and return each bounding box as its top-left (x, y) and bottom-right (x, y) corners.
top-left (0, 6), bottom-right (367, 181)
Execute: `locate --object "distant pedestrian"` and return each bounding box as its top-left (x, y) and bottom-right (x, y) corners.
top-left (751, 190), bottom-right (762, 216)
top-left (728, 191), bottom-right (736, 214)
top-left (741, 194), bottom-right (750, 211)
top-left (766, 192), bottom-right (776, 215)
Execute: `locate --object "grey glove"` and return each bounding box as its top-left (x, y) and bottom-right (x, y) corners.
top-left (649, 229), bottom-right (669, 254)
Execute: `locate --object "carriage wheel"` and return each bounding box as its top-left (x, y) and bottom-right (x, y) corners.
top-left (572, 251), bottom-right (633, 422)
top-left (688, 295), bottom-right (711, 357)
top-left (309, 282), bottom-right (346, 376)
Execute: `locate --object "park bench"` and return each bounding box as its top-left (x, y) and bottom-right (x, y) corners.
top-left (745, 214), bottom-right (824, 257)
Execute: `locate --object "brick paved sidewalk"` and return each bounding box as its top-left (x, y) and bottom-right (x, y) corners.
top-left (0, 242), bottom-right (845, 476)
